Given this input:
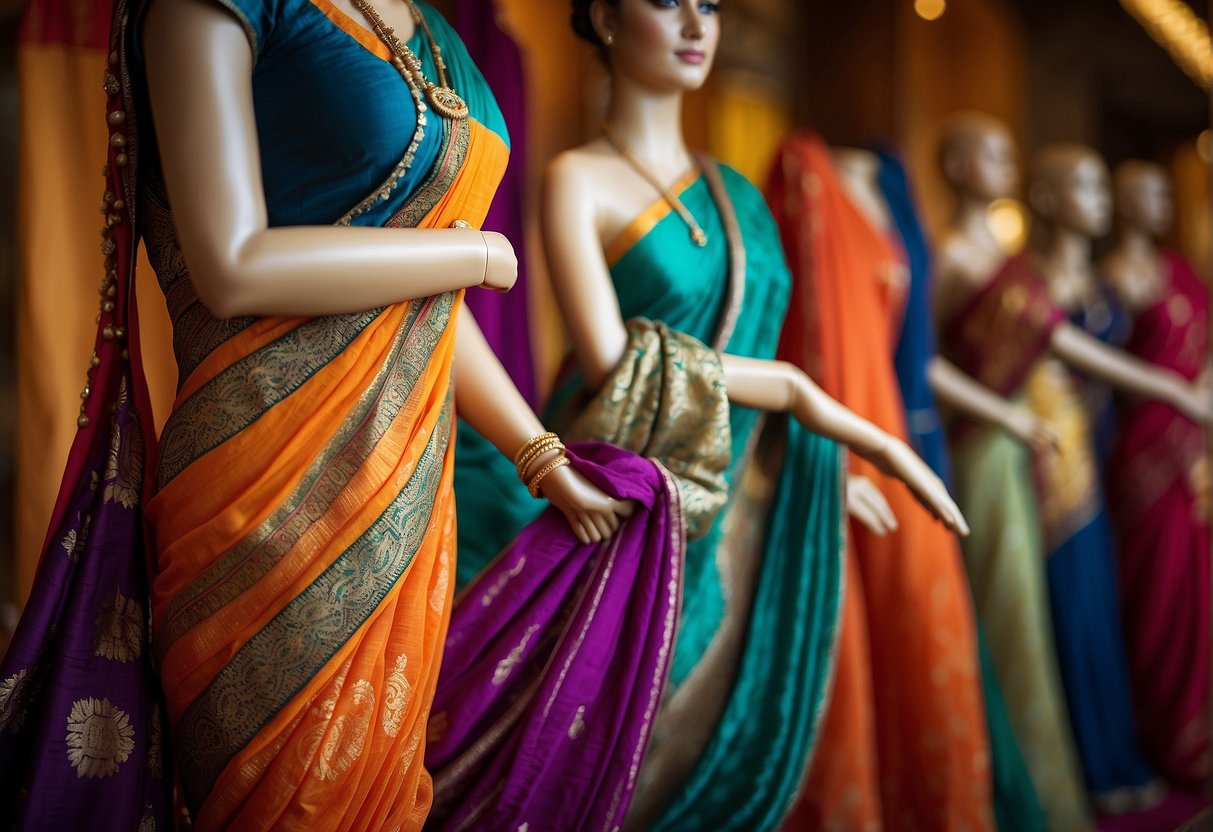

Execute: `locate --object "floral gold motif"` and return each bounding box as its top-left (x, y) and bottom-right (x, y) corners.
top-left (382, 654), bottom-right (411, 737)
top-left (0, 668), bottom-right (30, 733)
top-left (493, 624), bottom-right (539, 686)
top-left (310, 679), bottom-right (376, 781)
top-left (94, 586), bottom-right (143, 663)
top-left (66, 697), bottom-right (135, 778)
top-left (103, 379), bottom-right (142, 508)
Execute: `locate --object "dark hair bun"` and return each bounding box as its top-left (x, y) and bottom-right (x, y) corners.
top-left (571, 0), bottom-right (611, 48)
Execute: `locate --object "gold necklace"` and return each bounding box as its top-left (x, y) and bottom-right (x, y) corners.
top-left (351, 0), bottom-right (469, 121)
top-left (602, 126), bottom-right (707, 247)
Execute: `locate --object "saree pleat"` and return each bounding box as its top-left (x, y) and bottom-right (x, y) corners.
top-left (451, 161), bottom-right (845, 832)
top-left (1107, 251), bottom-right (1209, 790)
top-left (768, 132), bottom-right (993, 832)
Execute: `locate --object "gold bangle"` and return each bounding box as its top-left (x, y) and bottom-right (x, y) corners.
top-left (478, 231), bottom-right (491, 287)
top-left (517, 438), bottom-right (564, 480)
top-left (528, 454), bottom-right (570, 498)
top-left (513, 432), bottom-right (560, 469)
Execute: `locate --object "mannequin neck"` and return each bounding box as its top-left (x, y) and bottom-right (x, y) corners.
top-left (603, 73), bottom-right (691, 170)
top-left (949, 190), bottom-right (1001, 250)
top-left (1111, 223), bottom-right (1157, 259)
top-left (1036, 222), bottom-right (1093, 277)
top-left (831, 146), bottom-right (891, 232)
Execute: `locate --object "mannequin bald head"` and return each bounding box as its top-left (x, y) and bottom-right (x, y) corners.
top-left (1113, 160), bottom-right (1172, 238)
top-left (1029, 144), bottom-right (1112, 239)
top-left (938, 112), bottom-right (1018, 202)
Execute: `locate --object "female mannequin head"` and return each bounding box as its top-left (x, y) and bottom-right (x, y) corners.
top-left (938, 112), bottom-right (1019, 203)
top-left (573, 0), bottom-right (721, 92)
top-left (1029, 144), bottom-right (1113, 238)
top-left (1113, 160), bottom-right (1173, 238)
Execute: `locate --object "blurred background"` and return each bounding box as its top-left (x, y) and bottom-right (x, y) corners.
top-left (0, 0), bottom-right (1207, 624)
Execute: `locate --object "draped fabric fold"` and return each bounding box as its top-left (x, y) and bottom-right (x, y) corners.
top-left (767, 131), bottom-right (993, 832)
top-left (1108, 251), bottom-right (1209, 790)
top-left (452, 160), bottom-right (845, 832)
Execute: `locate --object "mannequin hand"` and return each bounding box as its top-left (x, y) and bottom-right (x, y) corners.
top-left (1004, 406), bottom-right (1061, 456)
top-left (480, 231), bottom-right (518, 293)
top-left (846, 475), bottom-right (898, 536)
top-left (1172, 377), bottom-right (1213, 426)
top-left (856, 437), bottom-right (970, 536)
top-left (538, 463), bottom-right (635, 545)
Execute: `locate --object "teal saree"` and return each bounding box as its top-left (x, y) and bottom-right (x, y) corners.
top-left (453, 161), bottom-right (845, 831)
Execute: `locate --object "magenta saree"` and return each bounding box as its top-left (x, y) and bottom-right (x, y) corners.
top-left (1107, 251), bottom-right (1209, 790)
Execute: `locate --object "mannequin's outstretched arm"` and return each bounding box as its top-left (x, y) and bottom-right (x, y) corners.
top-left (542, 154), bottom-right (968, 536)
top-left (453, 311), bottom-right (632, 544)
top-left (928, 357), bottom-right (1059, 452)
top-left (142, 0), bottom-right (516, 320)
top-left (1051, 323), bottom-right (1212, 423)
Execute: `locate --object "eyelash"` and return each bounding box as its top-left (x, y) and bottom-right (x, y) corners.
top-left (650, 0), bottom-right (723, 13)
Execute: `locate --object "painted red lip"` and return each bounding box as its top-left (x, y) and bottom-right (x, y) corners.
top-left (675, 50), bottom-right (706, 64)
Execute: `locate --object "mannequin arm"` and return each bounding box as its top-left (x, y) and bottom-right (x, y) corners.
top-left (722, 354), bottom-right (968, 535)
top-left (1050, 322), bottom-right (1212, 423)
top-left (928, 357), bottom-right (1058, 452)
top-left (142, 0), bottom-right (515, 320)
top-left (453, 311), bottom-right (631, 543)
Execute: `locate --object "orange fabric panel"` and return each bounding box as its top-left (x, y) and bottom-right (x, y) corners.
top-left (769, 132), bottom-right (993, 832)
top-left (15, 45), bottom-right (176, 605)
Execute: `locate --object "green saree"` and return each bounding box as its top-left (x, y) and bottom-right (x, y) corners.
top-left (452, 161), bottom-right (845, 831)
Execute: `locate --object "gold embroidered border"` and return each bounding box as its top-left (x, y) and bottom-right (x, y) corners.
top-left (176, 394), bottom-right (454, 807)
top-left (155, 294), bottom-right (451, 657)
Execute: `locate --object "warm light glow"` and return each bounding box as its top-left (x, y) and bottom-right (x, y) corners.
top-left (1198, 130), bottom-right (1211, 164)
top-left (914, 0), bottom-right (947, 22)
top-left (987, 199), bottom-right (1029, 254)
top-left (1120, 0), bottom-right (1213, 89)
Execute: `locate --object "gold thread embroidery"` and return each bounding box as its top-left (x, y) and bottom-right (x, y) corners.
top-left (480, 556), bottom-right (525, 608)
top-left (492, 624), bottom-right (540, 686)
top-left (311, 679), bottom-right (376, 781)
top-left (66, 697), bottom-right (135, 778)
top-left (94, 585), bottom-right (143, 663)
top-left (147, 703), bottom-right (163, 778)
top-left (103, 378), bottom-right (142, 508)
top-left (0, 668), bottom-right (30, 733)
top-left (568, 705), bottom-right (586, 740)
top-left (138, 815), bottom-right (155, 832)
top-left (382, 654), bottom-right (411, 738)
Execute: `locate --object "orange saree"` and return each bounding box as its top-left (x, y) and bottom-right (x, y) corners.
top-left (768, 132), bottom-right (993, 832)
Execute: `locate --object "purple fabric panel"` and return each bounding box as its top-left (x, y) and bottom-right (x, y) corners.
top-left (454, 1), bottom-right (536, 405)
top-left (427, 443), bottom-right (679, 831)
top-left (0, 393), bottom-right (171, 830)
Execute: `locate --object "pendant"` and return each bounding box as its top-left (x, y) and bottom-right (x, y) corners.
top-left (427, 85), bottom-right (469, 120)
top-left (691, 227), bottom-right (708, 247)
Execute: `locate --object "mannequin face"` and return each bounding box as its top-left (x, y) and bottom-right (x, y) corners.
top-left (963, 128), bottom-right (1018, 201)
top-left (595, 0), bottom-right (722, 92)
top-left (1120, 169), bottom-right (1173, 237)
top-left (1051, 155), bottom-right (1112, 237)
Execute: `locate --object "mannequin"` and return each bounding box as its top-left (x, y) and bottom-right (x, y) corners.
top-left (934, 112), bottom-right (1091, 831)
top-left (938, 123), bottom-right (1210, 811)
top-left (0, 0), bottom-right (632, 828)
top-left (830, 144), bottom-right (1047, 832)
top-left (1100, 161), bottom-right (1209, 791)
top-left (768, 130), bottom-right (993, 832)
top-left (451, 2), bottom-right (967, 831)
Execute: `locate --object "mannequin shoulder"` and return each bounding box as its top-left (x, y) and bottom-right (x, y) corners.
top-left (934, 232), bottom-right (997, 291)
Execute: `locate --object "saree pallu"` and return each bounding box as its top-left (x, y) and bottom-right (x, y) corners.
top-left (427, 318), bottom-right (732, 830)
top-left (452, 159), bottom-right (846, 832)
top-left (1108, 251), bottom-right (1209, 790)
top-left (945, 253), bottom-right (1154, 799)
top-left (877, 149), bottom-right (1045, 832)
top-left (767, 132), bottom-right (993, 832)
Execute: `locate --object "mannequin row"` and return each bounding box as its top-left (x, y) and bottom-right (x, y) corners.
top-left (0, 0), bottom-right (1206, 830)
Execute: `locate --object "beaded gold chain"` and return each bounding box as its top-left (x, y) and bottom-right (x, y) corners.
top-left (602, 125), bottom-right (708, 247)
top-left (351, 0), bottom-right (469, 121)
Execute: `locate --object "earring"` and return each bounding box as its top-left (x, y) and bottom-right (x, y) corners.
top-left (604, 33), bottom-right (614, 46)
